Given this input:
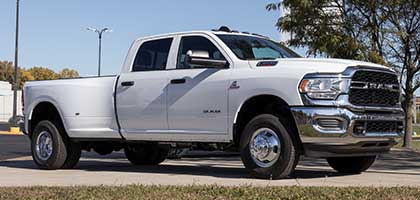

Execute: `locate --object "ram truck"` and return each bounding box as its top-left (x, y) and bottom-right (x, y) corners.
top-left (23, 27), bottom-right (404, 179)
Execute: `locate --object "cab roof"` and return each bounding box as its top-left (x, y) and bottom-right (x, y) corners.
top-left (134, 26), bottom-right (269, 42)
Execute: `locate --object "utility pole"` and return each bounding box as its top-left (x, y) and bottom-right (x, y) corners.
top-left (87, 27), bottom-right (111, 76)
top-left (12, 0), bottom-right (20, 127)
top-left (98, 33), bottom-right (102, 76)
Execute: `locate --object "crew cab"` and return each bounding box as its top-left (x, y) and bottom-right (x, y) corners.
top-left (23, 27), bottom-right (404, 179)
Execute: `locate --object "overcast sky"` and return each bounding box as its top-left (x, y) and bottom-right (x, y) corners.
top-left (0, 0), bottom-right (292, 76)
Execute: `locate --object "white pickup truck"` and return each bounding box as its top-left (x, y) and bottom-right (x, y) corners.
top-left (23, 27), bottom-right (404, 179)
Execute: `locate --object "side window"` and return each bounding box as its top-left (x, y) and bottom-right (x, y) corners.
top-left (132, 38), bottom-right (173, 72)
top-left (177, 36), bottom-right (225, 69)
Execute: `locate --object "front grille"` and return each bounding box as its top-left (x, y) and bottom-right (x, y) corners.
top-left (349, 89), bottom-right (400, 106)
top-left (352, 70), bottom-right (399, 84)
top-left (353, 121), bottom-right (404, 136)
top-left (349, 70), bottom-right (400, 107)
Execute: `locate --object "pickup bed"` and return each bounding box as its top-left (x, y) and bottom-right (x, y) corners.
top-left (23, 27), bottom-right (404, 179)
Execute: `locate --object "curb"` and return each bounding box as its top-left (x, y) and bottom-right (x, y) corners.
top-left (0, 126), bottom-right (23, 135)
top-left (0, 131), bottom-right (23, 135)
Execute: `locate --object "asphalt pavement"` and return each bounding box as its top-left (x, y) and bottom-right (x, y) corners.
top-left (0, 123), bottom-right (9, 132)
top-left (1, 134), bottom-right (420, 187)
top-left (0, 134), bottom-right (30, 161)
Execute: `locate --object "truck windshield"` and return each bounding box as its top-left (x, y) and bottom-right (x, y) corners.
top-left (216, 34), bottom-right (301, 60)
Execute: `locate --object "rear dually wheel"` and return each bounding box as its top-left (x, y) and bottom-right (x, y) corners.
top-left (31, 120), bottom-right (81, 169)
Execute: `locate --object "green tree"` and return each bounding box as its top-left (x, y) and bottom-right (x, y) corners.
top-left (27, 66), bottom-right (59, 80)
top-left (0, 61), bottom-right (34, 89)
top-left (18, 69), bottom-right (34, 88)
top-left (267, 0), bottom-right (420, 148)
top-left (0, 61), bottom-right (15, 84)
top-left (1, 61), bottom-right (80, 89)
top-left (58, 68), bottom-right (79, 79)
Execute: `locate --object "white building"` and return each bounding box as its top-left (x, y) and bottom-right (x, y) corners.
top-left (0, 81), bottom-right (22, 122)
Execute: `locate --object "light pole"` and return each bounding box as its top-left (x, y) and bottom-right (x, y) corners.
top-left (12, 0), bottom-right (20, 127)
top-left (87, 27), bottom-right (111, 76)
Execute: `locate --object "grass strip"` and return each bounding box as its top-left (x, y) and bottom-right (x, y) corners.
top-left (0, 185), bottom-right (419, 200)
top-left (397, 140), bottom-right (420, 151)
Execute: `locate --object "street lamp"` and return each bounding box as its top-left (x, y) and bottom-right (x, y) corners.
top-left (12, 0), bottom-right (20, 127)
top-left (87, 27), bottom-right (112, 76)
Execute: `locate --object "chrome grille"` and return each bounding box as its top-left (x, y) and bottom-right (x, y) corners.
top-left (349, 70), bottom-right (400, 107)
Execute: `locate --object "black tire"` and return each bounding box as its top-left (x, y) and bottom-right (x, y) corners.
top-left (93, 145), bottom-right (114, 156)
top-left (292, 155), bottom-right (300, 169)
top-left (93, 147), bottom-right (114, 156)
top-left (51, 118), bottom-right (82, 169)
top-left (327, 156), bottom-right (376, 174)
top-left (124, 144), bottom-right (169, 165)
top-left (62, 141), bottom-right (81, 169)
top-left (31, 120), bottom-right (68, 170)
top-left (240, 114), bottom-right (298, 179)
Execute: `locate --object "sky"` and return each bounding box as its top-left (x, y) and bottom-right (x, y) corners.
top-left (0, 0), bottom-right (290, 76)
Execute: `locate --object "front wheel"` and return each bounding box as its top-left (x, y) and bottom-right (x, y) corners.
top-left (240, 114), bottom-right (298, 179)
top-left (327, 156), bottom-right (376, 174)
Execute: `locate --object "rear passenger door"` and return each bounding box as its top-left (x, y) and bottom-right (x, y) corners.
top-left (116, 37), bottom-right (174, 140)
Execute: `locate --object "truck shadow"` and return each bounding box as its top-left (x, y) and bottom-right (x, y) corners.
top-left (0, 158), bottom-right (347, 179)
top-left (3, 150), bottom-right (420, 179)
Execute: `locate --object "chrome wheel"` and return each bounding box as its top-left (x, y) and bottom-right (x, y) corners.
top-left (249, 128), bottom-right (281, 168)
top-left (35, 131), bottom-right (53, 161)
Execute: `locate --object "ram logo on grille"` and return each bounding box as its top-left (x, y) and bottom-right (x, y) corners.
top-left (349, 70), bottom-right (400, 107)
top-left (353, 82), bottom-right (400, 92)
top-left (368, 83), bottom-right (399, 91)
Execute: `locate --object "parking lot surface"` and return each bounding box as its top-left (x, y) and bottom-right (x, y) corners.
top-left (1, 135), bottom-right (420, 187)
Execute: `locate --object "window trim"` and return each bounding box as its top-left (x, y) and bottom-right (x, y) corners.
top-left (130, 37), bottom-right (174, 72)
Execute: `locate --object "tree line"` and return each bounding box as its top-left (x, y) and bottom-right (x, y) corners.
top-left (0, 60), bottom-right (79, 89)
top-left (267, 0), bottom-right (420, 147)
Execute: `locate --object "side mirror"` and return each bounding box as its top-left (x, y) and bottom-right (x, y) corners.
top-left (185, 50), bottom-right (227, 68)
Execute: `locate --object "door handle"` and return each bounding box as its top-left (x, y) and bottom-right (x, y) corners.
top-left (170, 78), bottom-right (186, 84)
top-left (121, 81), bottom-right (135, 87)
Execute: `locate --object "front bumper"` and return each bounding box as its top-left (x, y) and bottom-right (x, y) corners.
top-left (290, 107), bottom-right (404, 157)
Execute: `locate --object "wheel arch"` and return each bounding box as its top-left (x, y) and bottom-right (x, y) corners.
top-left (28, 101), bottom-right (68, 139)
top-left (232, 94), bottom-right (303, 152)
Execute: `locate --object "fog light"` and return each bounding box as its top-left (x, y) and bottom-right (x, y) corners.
top-left (316, 119), bottom-right (342, 130)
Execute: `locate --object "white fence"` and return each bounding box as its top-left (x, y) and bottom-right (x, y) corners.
top-left (0, 81), bottom-right (22, 122)
top-left (0, 91), bottom-right (22, 122)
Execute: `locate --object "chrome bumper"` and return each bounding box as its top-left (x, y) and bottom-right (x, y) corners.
top-left (290, 107), bottom-right (405, 157)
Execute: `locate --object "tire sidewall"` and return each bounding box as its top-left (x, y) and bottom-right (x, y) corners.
top-left (240, 114), bottom-right (296, 179)
top-left (31, 120), bottom-right (67, 169)
top-left (124, 143), bottom-right (168, 165)
top-left (327, 156), bottom-right (376, 174)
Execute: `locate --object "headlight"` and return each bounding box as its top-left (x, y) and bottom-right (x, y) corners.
top-left (299, 78), bottom-right (351, 100)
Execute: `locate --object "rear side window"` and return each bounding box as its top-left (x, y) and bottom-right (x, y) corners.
top-left (132, 38), bottom-right (173, 72)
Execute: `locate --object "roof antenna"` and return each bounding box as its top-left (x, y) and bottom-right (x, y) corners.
top-left (218, 26), bottom-right (231, 32)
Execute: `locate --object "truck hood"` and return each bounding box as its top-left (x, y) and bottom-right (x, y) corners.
top-left (248, 58), bottom-right (390, 74)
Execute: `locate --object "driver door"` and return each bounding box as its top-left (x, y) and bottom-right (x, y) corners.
top-left (166, 35), bottom-right (232, 141)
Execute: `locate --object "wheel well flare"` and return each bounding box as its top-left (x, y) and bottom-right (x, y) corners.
top-left (234, 95), bottom-right (302, 151)
top-left (29, 102), bottom-right (64, 137)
